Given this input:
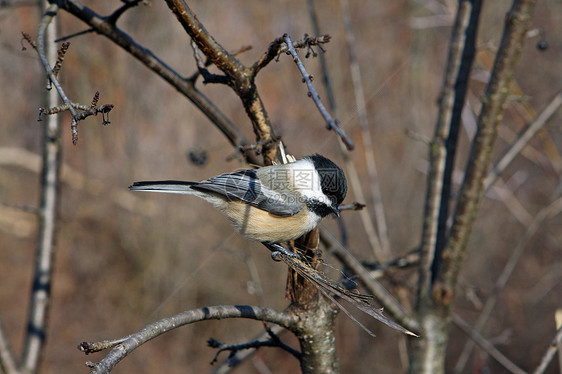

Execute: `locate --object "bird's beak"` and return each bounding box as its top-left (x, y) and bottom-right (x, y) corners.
top-left (332, 205), bottom-right (341, 217)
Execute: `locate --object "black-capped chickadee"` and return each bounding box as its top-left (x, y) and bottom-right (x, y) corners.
top-left (129, 154), bottom-right (347, 258)
top-left (129, 156), bottom-right (419, 336)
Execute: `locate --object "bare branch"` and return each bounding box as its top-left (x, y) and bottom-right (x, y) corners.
top-left (418, 0), bottom-right (482, 299)
top-left (189, 41), bottom-right (231, 85)
top-left (442, 0), bottom-right (538, 296)
top-left (453, 195), bottom-right (562, 373)
top-left (53, 0), bottom-right (258, 163)
top-left (208, 325), bottom-right (301, 365)
top-left (78, 337), bottom-right (128, 355)
top-left (319, 228), bottom-right (421, 334)
top-left (54, 28), bottom-right (93, 42)
top-left (484, 91), bottom-right (562, 191)
top-left (104, 0), bottom-right (146, 25)
top-left (338, 154), bottom-right (384, 256)
top-left (278, 250), bottom-right (418, 337)
top-left (282, 34), bottom-right (355, 151)
top-left (188, 44), bottom-right (253, 83)
top-left (20, 3), bottom-right (62, 372)
top-left (164, 0), bottom-right (278, 163)
top-left (38, 97), bottom-right (114, 126)
top-left (24, 13), bottom-right (115, 145)
top-left (28, 6), bottom-right (83, 144)
top-left (250, 34), bottom-right (331, 77)
top-left (0, 319), bottom-right (18, 374)
top-left (0, 0), bottom-right (41, 8)
top-left (21, 31), bottom-right (38, 50)
top-left (81, 305), bottom-right (297, 374)
top-left (338, 202), bottom-right (366, 211)
top-left (306, 0), bottom-right (385, 259)
top-left (209, 325), bottom-right (286, 373)
top-left (532, 325), bottom-right (562, 374)
top-left (453, 314), bottom-right (526, 374)
top-left (339, 0), bottom-right (391, 259)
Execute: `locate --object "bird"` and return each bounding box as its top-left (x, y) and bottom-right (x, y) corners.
top-left (129, 154), bottom-right (347, 258)
top-left (129, 155), bottom-right (418, 336)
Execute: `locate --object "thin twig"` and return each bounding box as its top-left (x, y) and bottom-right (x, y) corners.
top-left (442, 0), bottom-right (538, 294)
top-left (488, 178), bottom-right (533, 226)
top-left (78, 337), bottom-right (129, 355)
top-left (338, 202), bottom-right (366, 211)
top-left (20, 3), bottom-right (62, 372)
top-left (276, 249), bottom-right (418, 337)
top-left (306, 0), bottom-right (335, 109)
top-left (104, 0), bottom-right (146, 25)
top-left (250, 34), bottom-right (331, 77)
top-left (54, 0), bottom-right (258, 163)
top-left (189, 41), bottom-right (230, 85)
top-left (39, 102), bottom-right (114, 125)
top-left (319, 228), bottom-right (420, 334)
top-left (532, 325), bottom-right (562, 374)
top-left (484, 91), bottom-right (562, 191)
top-left (54, 27), bottom-right (94, 42)
top-left (282, 34), bottom-right (355, 151)
top-left (28, 5), bottom-right (82, 144)
top-left (82, 306), bottom-right (297, 374)
top-left (453, 314), bottom-right (526, 374)
top-left (558, 310), bottom-right (562, 374)
top-left (306, 0), bottom-right (384, 259)
top-left (453, 195), bottom-right (562, 373)
top-left (209, 325), bottom-right (286, 373)
top-left (0, 319), bottom-right (18, 374)
top-left (24, 19), bottom-right (114, 145)
top-left (340, 153), bottom-right (384, 256)
top-left (417, 0), bottom-right (482, 298)
top-left (188, 44), bottom-right (252, 83)
top-left (339, 0), bottom-right (391, 259)
top-left (208, 325), bottom-right (301, 365)
top-left (165, 0), bottom-right (278, 163)
top-left (0, 0), bottom-right (41, 7)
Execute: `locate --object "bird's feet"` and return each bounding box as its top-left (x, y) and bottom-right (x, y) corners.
top-left (262, 243), bottom-right (301, 261)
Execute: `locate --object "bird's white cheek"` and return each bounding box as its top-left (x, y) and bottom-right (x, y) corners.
top-left (304, 211), bottom-right (322, 232)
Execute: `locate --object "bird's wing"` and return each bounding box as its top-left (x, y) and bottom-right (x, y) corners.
top-left (191, 169), bottom-right (302, 216)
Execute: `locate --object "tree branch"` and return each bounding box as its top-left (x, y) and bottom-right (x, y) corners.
top-left (339, 0), bottom-right (390, 258)
top-left (484, 91), bottom-right (562, 191)
top-left (51, 0), bottom-right (259, 163)
top-left (306, 0), bottom-right (385, 259)
top-left (452, 314), bottom-right (526, 374)
top-left (104, 0), bottom-right (145, 25)
top-left (532, 325), bottom-right (562, 374)
top-left (453, 195), bottom-right (562, 373)
top-left (441, 0), bottom-right (538, 298)
top-left (208, 325), bottom-right (301, 365)
top-left (208, 324), bottom-right (286, 372)
top-left (411, 2), bottom-right (537, 373)
top-left (282, 34), bottom-right (355, 151)
top-left (80, 305), bottom-right (297, 374)
top-left (250, 34), bottom-right (331, 77)
top-left (417, 0), bottom-right (482, 300)
top-left (20, 3), bottom-right (62, 372)
top-left (164, 0), bottom-right (278, 164)
top-left (319, 229), bottom-right (420, 334)
top-left (0, 319), bottom-right (18, 374)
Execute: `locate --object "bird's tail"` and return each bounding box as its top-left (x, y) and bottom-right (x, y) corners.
top-left (129, 180), bottom-right (198, 194)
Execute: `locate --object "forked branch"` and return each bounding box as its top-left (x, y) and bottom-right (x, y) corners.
top-left (80, 305), bottom-right (297, 374)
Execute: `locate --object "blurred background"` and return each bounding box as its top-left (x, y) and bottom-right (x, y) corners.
top-left (0, 0), bottom-right (560, 372)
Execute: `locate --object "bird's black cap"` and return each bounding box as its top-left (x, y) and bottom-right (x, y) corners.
top-left (307, 154), bottom-right (347, 206)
